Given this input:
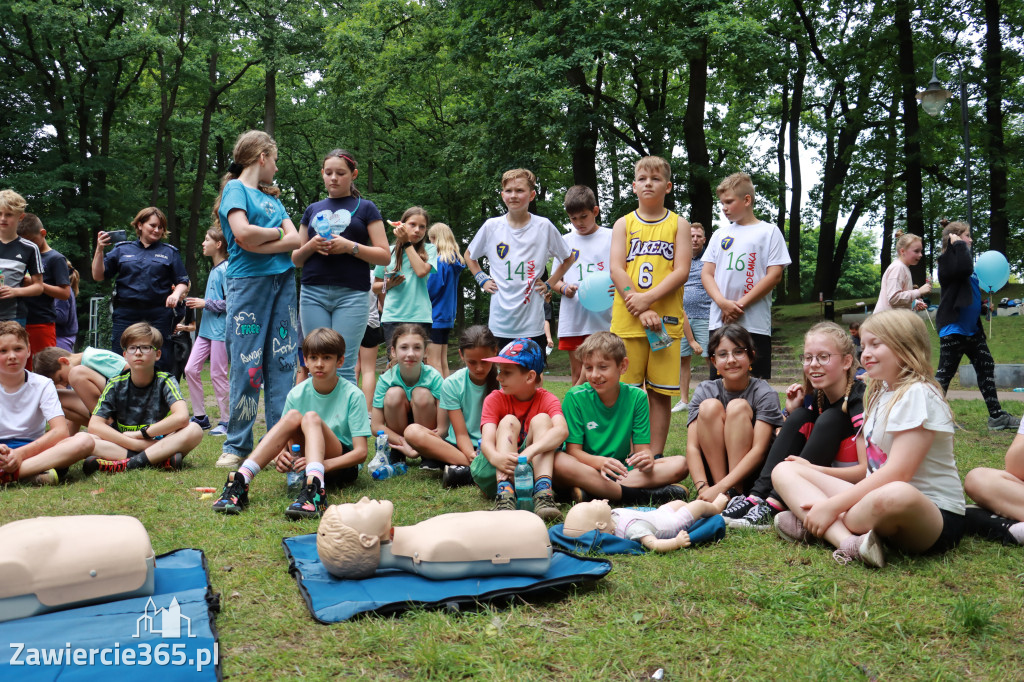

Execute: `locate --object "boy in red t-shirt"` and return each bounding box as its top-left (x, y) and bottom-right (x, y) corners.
top-left (471, 338), bottom-right (568, 522)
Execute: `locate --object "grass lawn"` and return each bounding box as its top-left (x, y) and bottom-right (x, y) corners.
top-left (3, 378), bottom-right (1023, 679)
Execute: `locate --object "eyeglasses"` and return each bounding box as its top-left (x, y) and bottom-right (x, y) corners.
top-left (126, 345), bottom-right (155, 355)
top-left (713, 348), bottom-right (748, 361)
top-left (800, 352), bottom-right (833, 366)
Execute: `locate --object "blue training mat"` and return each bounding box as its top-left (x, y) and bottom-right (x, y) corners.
top-left (549, 514), bottom-right (727, 555)
top-left (0, 549), bottom-right (221, 682)
top-left (282, 533), bottom-right (612, 623)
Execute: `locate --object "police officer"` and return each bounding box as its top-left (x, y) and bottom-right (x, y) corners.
top-left (91, 207), bottom-right (190, 372)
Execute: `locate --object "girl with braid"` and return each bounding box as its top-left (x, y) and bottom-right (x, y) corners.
top-left (722, 322), bottom-right (866, 529)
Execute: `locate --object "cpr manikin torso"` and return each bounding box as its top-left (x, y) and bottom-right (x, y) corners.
top-left (317, 497), bottom-right (552, 580)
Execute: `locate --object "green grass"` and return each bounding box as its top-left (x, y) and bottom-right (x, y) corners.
top-left (4, 383), bottom-right (1024, 679)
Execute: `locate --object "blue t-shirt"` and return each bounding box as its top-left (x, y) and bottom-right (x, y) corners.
top-left (218, 180), bottom-right (293, 278)
top-left (683, 248), bottom-right (711, 320)
top-left (427, 258), bottom-right (465, 329)
top-left (198, 260), bottom-right (228, 341)
top-left (26, 248), bottom-right (71, 325)
top-left (103, 240), bottom-right (189, 307)
top-left (299, 196), bottom-right (384, 290)
top-left (940, 273), bottom-right (982, 337)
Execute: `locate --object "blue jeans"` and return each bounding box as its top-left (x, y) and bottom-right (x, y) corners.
top-left (224, 271), bottom-right (297, 457)
top-left (299, 284), bottom-right (368, 386)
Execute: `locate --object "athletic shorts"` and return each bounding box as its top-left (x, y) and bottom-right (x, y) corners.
top-left (429, 326), bottom-right (451, 345)
top-left (621, 336), bottom-right (681, 396)
top-left (557, 335), bottom-right (588, 352)
top-left (923, 508), bottom-right (966, 554)
top-left (680, 317), bottom-right (708, 359)
top-left (361, 324), bottom-right (384, 349)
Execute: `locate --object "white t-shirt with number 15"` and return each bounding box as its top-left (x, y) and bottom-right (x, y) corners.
top-left (467, 214), bottom-right (572, 338)
top-left (553, 226), bottom-right (613, 338)
top-left (702, 220), bottom-right (790, 336)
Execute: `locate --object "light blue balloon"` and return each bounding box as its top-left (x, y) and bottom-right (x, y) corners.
top-left (577, 271), bottom-right (614, 312)
top-left (975, 250), bottom-right (1010, 293)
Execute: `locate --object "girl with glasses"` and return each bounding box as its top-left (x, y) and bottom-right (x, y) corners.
top-left (685, 324), bottom-right (784, 502)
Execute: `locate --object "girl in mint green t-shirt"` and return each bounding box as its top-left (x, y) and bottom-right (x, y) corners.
top-left (372, 207), bottom-right (437, 349)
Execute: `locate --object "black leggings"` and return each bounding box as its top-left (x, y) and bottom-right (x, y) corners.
top-left (750, 406), bottom-right (856, 501)
top-left (935, 331), bottom-right (1005, 418)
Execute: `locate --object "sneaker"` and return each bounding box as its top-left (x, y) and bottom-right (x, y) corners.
top-left (216, 452), bottom-right (244, 468)
top-left (442, 464), bottom-right (474, 489)
top-left (834, 530), bottom-right (885, 568)
top-left (31, 469), bottom-right (60, 486)
top-left (210, 422), bottom-right (228, 437)
top-left (533, 489), bottom-right (563, 522)
top-left (731, 501), bottom-right (779, 529)
top-left (671, 399), bottom-right (689, 413)
top-left (161, 453), bottom-right (185, 471)
top-left (988, 413), bottom-right (1021, 431)
top-left (641, 484), bottom-right (690, 506)
top-left (212, 473), bottom-right (249, 514)
top-left (285, 481), bottom-right (327, 520)
top-left (965, 505), bottom-right (1024, 545)
top-left (774, 511), bottom-right (812, 544)
top-left (190, 415), bottom-right (211, 430)
top-left (82, 456), bottom-right (139, 475)
top-left (492, 487), bottom-right (516, 512)
top-left (722, 494), bottom-right (752, 522)
top-left (419, 458), bottom-right (443, 471)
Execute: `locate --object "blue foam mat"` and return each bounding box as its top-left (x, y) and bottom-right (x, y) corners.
top-left (0, 549), bottom-right (220, 681)
top-left (282, 533), bottom-right (612, 622)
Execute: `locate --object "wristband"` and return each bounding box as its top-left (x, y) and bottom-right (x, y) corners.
top-left (695, 481), bottom-right (707, 492)
top-left (277, 227), bottom-right (285, 241)
top-left (140, 426), bottom-right (151, 440)
top-left (474, 271), bottom-right (492, 288)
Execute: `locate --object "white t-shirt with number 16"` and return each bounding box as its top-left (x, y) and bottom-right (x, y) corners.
top-left (467, 214), bottom-right (572, 338)
top-left (554, 226), bottom-right (613, 338)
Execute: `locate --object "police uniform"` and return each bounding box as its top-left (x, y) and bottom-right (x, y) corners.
top-left (104, 239), bottom-right (189, 371)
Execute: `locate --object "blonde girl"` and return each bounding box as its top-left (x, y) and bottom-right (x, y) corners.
top-left (873, 231), bottom-right (930, 313)
top-left (723, 322), bottom-right (866, 529)
top-left (372, 207), bottom-right (437, 348)
top-left (772, 310), bottom-right (966, 568)
top-left (212, 130), bottom-right (301, 468)
top-left (426, 222), bottom-right (466, 376)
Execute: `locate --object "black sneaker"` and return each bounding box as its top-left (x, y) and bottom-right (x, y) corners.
top-left (190, 415), bottom-right (212, 430)
top-left (419, 458), bottom-right (443, 471)
top-left (732, 500), bottom-right (778, 530)
top-left (212, 473), bottom-right (249, 514)
top-left (161, 453), bottom-right (185, 471)
top-left (442, 464), bottom-right (474, 488)
top-left (723, 495), bottom-right (760, 527)
top-left (285, 481), bottom-right (327, 520)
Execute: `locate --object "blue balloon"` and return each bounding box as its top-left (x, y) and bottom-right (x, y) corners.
top-left (577, 272), bottom-right (614, 312)
top-left (975, 250), bottom-right (1010, 293)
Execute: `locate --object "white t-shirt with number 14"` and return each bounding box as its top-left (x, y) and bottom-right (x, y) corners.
top-left (702, 220), bottom-right (790, 335)
top-left (468, 214), bottom-right (572, 338)
top-left (554, 226), bottom-right (613, 338)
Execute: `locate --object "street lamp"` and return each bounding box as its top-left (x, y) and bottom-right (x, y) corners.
top-left (916, 53), bottom-right (972, 229)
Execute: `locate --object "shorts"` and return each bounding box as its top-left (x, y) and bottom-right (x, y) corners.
top-left (429, 326), bottom-right (451, 345)
top-left (382, 321), bottom-right (432, 349)
top-left (470, 453), bottom-right (499, 498)
top-left (325, 464), bottom-right (359, 487)
top-left (26, 323), bottom-right (57, 370)
top-left (361, 324), bottom-right (384, 349)
top-left (493, 334), bottom-right (548, 369)
top-left (923, 508), bottom-right (966, 554)
top-left (621, 336), bottom-right (680, 396)
top-left (558, 335), bottom-right (587, 352)
top-left (709, 331), bottom-right (772, 380)
top-left (680, 317), bottom-right (708, 358)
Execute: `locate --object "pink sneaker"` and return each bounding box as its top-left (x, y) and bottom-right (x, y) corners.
top-left (774, 511), bottom-right (812, 544)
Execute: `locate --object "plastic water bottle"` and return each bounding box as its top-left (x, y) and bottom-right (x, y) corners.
top-left (313, 213), bottom-right (333, 239)
top-left (514, 455), bottom-right (534, 512)
top-left (371, 461), bottom-right (408, 481)
top-left (369, 431), bottom-right (390, 475)
top-left (286, 444), bottom-right (304, 497)
top-left (622, 286), bottom-right (673, 351)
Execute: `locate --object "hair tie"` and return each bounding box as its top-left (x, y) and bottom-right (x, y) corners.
top-left (340, 154), bottom-right (357, 168)
top-left (228, 162), bottom-right (244, 176)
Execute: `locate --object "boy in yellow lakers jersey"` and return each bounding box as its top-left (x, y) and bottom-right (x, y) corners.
top-left (610, 156), bottom-right (691, 456)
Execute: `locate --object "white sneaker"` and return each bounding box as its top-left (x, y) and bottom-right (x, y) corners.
top-left (216, 452), bottom-right (244, 468)
top-left (671, 399), bottom-right (689, 413)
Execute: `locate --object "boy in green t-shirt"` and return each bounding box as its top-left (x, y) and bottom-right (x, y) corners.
top-left (554, 332), bottom-right (689, 504)
top-left (213, 327), bottom-right (371, 519)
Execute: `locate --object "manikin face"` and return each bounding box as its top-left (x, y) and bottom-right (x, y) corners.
top-left (859, 329), bottom-right (899, 385)
top-left (564, 499), bottom-right (614, 536)
top-left (322, 156), bottom-right (357, 198)
top-left (802, 333), bottom-right (852, 396)
top-left (338, 497), bottom-right (394, 539)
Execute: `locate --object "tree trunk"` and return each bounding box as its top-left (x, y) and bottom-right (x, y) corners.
top-left (784, 44), bottom-right (806, 304)
top-left (566, 63), bottom-right (599, 195)
top-left (684, 38), bottom-right (712, 228)
top-left (895, 0), bottom-right (925, 282)
top-left (264, 68), bottom-right (277, 137)
top-left (983, 0), bottom-right (1007, 253)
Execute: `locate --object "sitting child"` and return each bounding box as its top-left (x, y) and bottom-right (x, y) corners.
top-left (553, 332), bottom-right (689, 505)
top-left (963, 421), bottom-right (1024, 546)
top-left (213, 328), bottom-right (371, 519)
top-left (371, 323), bottom-right (442, 461)
top-left (85, 323), bottom-right (203, 473)
top-left (0, 321), bottom-right (95, 485)
top-left (34, 345), bottom-right (129, 433)
top-left (474, 338), bottom-right (568, 522)
top-left (562, 495), bottom-right (729, 552)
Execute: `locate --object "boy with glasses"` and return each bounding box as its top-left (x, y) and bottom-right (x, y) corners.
top-left (85, 322), bottom-right (203, 473)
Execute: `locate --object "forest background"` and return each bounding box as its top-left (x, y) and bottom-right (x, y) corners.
top-left (1, 0), bottom-right (1021, 328)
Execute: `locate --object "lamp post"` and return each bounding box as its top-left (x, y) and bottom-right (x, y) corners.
top-left (916, 53), bottom-right (972, 229)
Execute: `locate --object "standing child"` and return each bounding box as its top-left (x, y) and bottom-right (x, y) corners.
top-left (873, 231), bottom-right (931, 313)
top-left (609, 156), bottom-right (692, 457)
top-left (34, 345), bottom-right (129, 433)
top-left (474, 338), bottom-right (568, 521)
top-left (17, 213), bottom-right (71, 367)
top-left (547, 185), bottom-right (613, 385)
top-left (701, 172), bottom-right (790, 379)
top-left (292, 149), bottom-right (391, 385)
top-left (183, 227), bottom-right (230, 436)
top-left (85, 323), bottom-right (204, 473)
top-left (373, 207), bottom-right (437, 348)
top-left (425, 222), bottom-right (465, 376)
top-left (371, 323), bottom-right (443, 461)
top-left (212, 328), bottom-right (371, 519)
top-left (686, 324), bottom-right (785, 502)
top-left (358, 271), bottom-right (383, 411)
top-left (772, 310), bottom-right (966, 567)
top-left (0, 190), bottom-right (44, 325)
top-left (464, 169), bottom-right (575, 354)
top-left (0, 321), bottom-right (95, 486)
top-left (55, 261), bottom-right (80, 351)
top-left (673, 222), bottom-right (710, 412)
top-left (212, 130), bottom-right (301, 468)
top-left (404, 325), bottom-right (498, 487)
